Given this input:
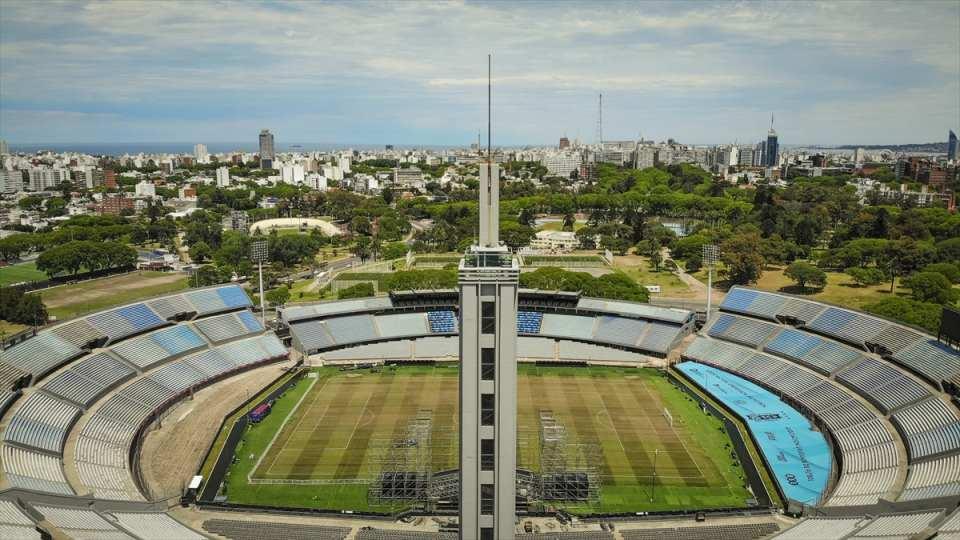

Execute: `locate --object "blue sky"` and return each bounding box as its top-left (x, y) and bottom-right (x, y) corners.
top-left (1, 0), bottom-right (958, 146)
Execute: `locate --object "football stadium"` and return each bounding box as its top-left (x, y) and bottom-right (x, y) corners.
top-left (0, 281), bottom-right (958, 539)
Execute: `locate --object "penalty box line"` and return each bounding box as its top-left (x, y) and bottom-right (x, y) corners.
top-left (249, 375), bottom-right (322, 481)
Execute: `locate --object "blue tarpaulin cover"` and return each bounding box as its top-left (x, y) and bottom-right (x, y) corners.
top-left (676, 361), bottom-right (832, 505)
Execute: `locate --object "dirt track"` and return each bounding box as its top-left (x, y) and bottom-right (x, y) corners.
top-left (138, 362), bottom-right (293, 500)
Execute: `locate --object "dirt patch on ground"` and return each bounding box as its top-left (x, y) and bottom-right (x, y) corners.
top-left (42, 272), bottom-right (185, 309)
top-left (137, 362), bottom-right (293, 500)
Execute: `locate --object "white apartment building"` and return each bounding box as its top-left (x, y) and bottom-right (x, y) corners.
top-left (216, 166), bottom-right (231, 187)
top-left (0, 170), bottom-right (22, 193)
top-left (194, 143), bottom-right (209, 164)
top-left (135, 181), bottom-right (156, 198)
top-left (281, 164), bottom-right (306, 184)
top-left (540, 152), bottom-right (580, 177)
top-left (27, 167), bottom-right (70, 191)
top-left (304, 173), bottom-right (328, 191)
top-left (338, 155), bottom-right (352, 173)
top-left (635, 146), bottom-right (656, 169)
top-left (321, 164), bottom-right (344, 181)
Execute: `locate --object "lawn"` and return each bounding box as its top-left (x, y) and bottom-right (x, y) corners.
top-left (615, 256), bottom-right (699, 299)
top-left (538, 220), bottom-right (585, 232)
top-left (753, 265), bottom-right (912, 311)
top-left (222, 364), bottom-right (752, 514)
top-left (39, 271), bottom-right (190, 320)
top-left (0, 261), bottom-right (47, 286)
top-left (0, 320), bottom-right (29, 337)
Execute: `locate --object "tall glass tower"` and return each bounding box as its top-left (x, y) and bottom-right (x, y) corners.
top-left (459, 55), bottom-right (518, 540)
top-left (765, 114), bottom-right (779, 168)
top-left (259, 129), bottom-right (275, 169)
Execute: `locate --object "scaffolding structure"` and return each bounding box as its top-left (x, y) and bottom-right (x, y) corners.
top-left (538, 410), bottom-right (601, 504)
top-left (368, 409), bottom-right (433, 508)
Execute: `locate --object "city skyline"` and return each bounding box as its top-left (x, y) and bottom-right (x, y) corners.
top-left (1, 1), bottom-right (959, 146)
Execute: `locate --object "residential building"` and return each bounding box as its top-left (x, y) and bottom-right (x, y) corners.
top-left (135, 181), bottom-right (156, 198)
top-left (194, 143), bottom-right (209, 164)
top-left (259, 129), bottom-right (275, 169)
top-left (393, 166), bottom-right (424, 189)
top-left (280, 164), bottom-right (305, 184)
top-left (559, 137), bottom-right (570, 150)
top-left (541, 152), bottom-right (580, 178)
top-left (635, 146), bottom-right (656, 169)
top-left (216, 166), bottom-right (231, 187)
top-left (738, 147), bottom-right (754, 167)
top-left (104, 169), bottom-right (118, 189)
top-left (27, 167), bottom-right (70, 191)
top-left (0, 170), bottom-right (22, 193)
top-left (949, 130), bottom-right (958, 161)
top-left (97, 194), bottom-right (134, 215)
top-left (0, 140), bottom-right (8, 155)
top-left (338, 155), bottom-right (352, 173)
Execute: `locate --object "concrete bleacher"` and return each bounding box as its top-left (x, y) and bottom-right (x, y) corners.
top-left (203, 518), bottom-right (351, 540)
top-left (0, 332), bottom-right (83, 381)
top-left (32, 504), bottom-right (131, 539)
top-left (620, 523), bottom-right (779, 540)
top-left (355, 529), bottom-right (456, 540)
top-left (192, 309), bottom-right (262, 343)
top-left (86, 303), bottom-right (167, 343)
top-left (183, 285), bottom-right (252, 316)
top-left (0, 500), bottom-right (41, 539)
top-left (1, 444), bottom-right (74, 494)
top-left (835, 358), bottom-right (931, 413)
top-left (110, 512), bottom-right (204, 540)
top-left (891, 397), bottom-right (960, 460)
top-left (683, 336), bottom-right (900, 507)
top-left (773, 517), bottom-right (871, 539)
top-left (3, 392), bottom-right (81, 453)
top-left (540, 313), bottom-right (597, 340)
top-left (376, 312), bottom-right (430, 339)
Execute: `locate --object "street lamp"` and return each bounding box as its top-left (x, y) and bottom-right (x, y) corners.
top-left (250, 239), bottom-right (269, 327)
top-left (703, 244), bottom-right (719, 318)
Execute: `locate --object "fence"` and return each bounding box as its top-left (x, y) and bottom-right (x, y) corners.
top-left (4, 264), bottom-right (139, 294)
top-left (198, 370), bottom-right (306, 502)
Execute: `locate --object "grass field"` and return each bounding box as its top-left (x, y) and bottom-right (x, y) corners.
top-left (39, 271), bottom-right (189, 320)
top-left (0, 261), bottom-right (46, 286)
top-left (222, 364), bottom-right (752, 513)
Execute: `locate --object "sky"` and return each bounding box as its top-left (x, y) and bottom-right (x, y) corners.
top-left (1, 0), bottom-right (958, 146)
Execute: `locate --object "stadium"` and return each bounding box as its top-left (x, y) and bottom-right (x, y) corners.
top-left (0, 279), bottom-right (957, 539)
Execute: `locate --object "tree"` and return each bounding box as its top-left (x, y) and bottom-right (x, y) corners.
top-left (194, 264), bottom-right (228, 286)
top-left (352, 236), bottom-right (372, 263)
top-left (0, 286), bottom-right (47, 326)
top-left (189, 241), bottom-right (212, 263)
top-left (720, 232), bottom-right (765, 285)
top-left (845, 266), bottom-right (885, 287)
top-left (649, 248), bottom-right (663, 272)
top-left (562, 212), bottom-right (575, 232)
top-left (499, 221), bottom-right (535, 251)
top-left (337, 282), bottom-right (375, 299)
top-left (863, 297), bottom-right (942, 334)
top-left (785, 261), bottom-right (827, 290)
top-left (380, 241), bottom-right (408, 261)
top-left (903, 272), bottom-right (959, 305)
top-left (923, 262), bottom-right (960, 284)
top-left (264, 285), bottom-right (290, 307)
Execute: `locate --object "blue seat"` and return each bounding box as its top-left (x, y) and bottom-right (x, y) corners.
top-left (427, 311), bottom-right (456, 333)
top-left (217, 286), bottom-right (252, 308)
top-left (517, 311), bottom-right (543, 334)
top-left (117, 304), bottom-right (164, 331)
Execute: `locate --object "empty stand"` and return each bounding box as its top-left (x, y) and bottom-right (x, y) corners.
top-left (203, 519), bottom-right (351, 540)
top-left (517, 310), bottom-right (544, 333)
top-left (621, 523), bottom-right (778, 540)
top-left (427, 310), bottom-right (457, 333)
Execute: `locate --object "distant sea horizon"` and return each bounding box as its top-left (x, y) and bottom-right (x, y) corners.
top-left (6, 142), bottom-right (470, 156)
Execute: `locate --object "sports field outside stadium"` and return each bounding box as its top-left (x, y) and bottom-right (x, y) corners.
top-left (219, 364), bottom-right (752, 513)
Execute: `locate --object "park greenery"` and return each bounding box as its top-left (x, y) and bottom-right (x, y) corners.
top-left (2, 156), bottom-right (957, 333)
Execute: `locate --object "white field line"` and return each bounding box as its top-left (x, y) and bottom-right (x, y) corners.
top-left (339, 392), bottom-right (376, 454)
top-left (638, 379), bottom-right (706, 478)
top-left (248, 376), bottom-right (320, 482)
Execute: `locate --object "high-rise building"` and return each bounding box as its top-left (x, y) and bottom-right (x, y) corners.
top-left (103, 169), bottom-right (117, 189)
top-left (949, 130), bottom-right (958, 161)
top-left (259, 129), bottom-right (275, 169)
top-left (558, 137), bottom-right (570, 150)
top-left (459, 160), bottom-right (518, 540)
top-left (0, 139), bottom-right (8, 155)
top-left (853, 147), bottom-right (865, 164)
top-left (194, 143), bottom-right (209, 164)
top-left (216, 166), bottom-right (231, 187)
top-left (0, 170), bottom-right (23, 193)
top-left (765, 115), bottom-right (779, 168)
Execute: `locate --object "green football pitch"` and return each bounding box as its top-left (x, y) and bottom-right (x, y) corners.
top-left (222, 364), bottom-right (752, 513)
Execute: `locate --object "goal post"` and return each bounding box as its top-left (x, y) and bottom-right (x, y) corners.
top-left (662, 407), bottom-right (673, 427)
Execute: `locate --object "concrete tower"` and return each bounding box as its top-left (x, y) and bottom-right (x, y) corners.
top-left (459, 55), bottom-right (518, 540)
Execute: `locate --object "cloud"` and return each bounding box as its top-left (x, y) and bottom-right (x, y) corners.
top-left (0, 0), bottom-right (958, 144)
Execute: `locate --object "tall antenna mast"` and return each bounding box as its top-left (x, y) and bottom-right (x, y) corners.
top-left (488, 54), bottom-right (492, 163)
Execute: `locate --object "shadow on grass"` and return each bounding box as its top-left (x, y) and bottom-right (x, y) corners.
top-left (777, 285), bottom-right (824, 296)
